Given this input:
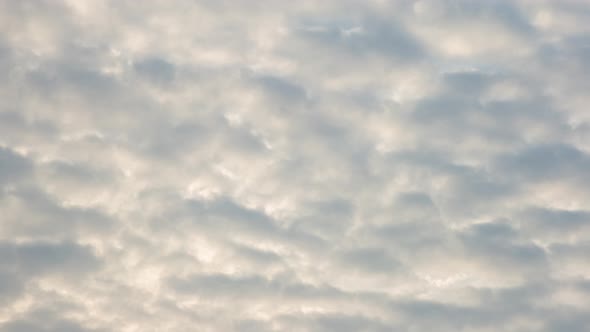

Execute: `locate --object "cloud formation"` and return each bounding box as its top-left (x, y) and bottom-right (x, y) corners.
top-left (1, 0), bottom-right (590, 331)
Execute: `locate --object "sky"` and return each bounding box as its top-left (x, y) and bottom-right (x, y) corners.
top-left (1, 0), bottom-right (590, 331)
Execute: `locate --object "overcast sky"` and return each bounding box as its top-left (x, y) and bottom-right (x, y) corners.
top-left (1, 0), bottom-right (590, 331)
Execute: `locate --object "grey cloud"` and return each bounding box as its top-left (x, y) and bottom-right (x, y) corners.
top-left (446, 0), bottom-right (534, 34)
top-left (231, 242), bottom-right (283, 265)
top-left (460, 221), bottom-right (548, 273)
top-left (1, 320), bottom-right (95, 332)
top-left (338, 247), bottom-right (401, 274)
top-left (133, 57), bottom-right (176, 85)
top-left (1, 187), bottom-right (114, 238)
top-left (0, 147), bottom-right (32, 186)
top-left (42, 160), bottom-right (120, 185)
top-left (291, 198), bottom-right (354, 239)
top-left (292, 14), bottom-right (425, 62)
top-left (168, 273), bottom-right (345, 303)
top-left (442, 70), bottom-right (494, 95)
top-left (520, 207), bottom-right (590, 239)
top-left (253, 74), bottom-right (308, 104)
top-left (279, 312), bottom-right (393, 332)
top-left (0, 272), bottom-right (23, 303)
top-left (1, 308), bottom-right (104, 332)
top-left (495, 143), bottom-right (590, 183)
top-left (0, 241), bottom-right (100, 276)
top-left (410, 92), bottom-right (567, 149)
top-left (383, 282), bottom-right (571, 331)
top-left (0, 240), bottom-right (100, 305)
top-left (137, 121), bottom-right (208, 159)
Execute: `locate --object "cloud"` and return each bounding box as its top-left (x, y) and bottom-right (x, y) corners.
top-left (0, 147), bottom-right (33, 186)
top-left (2, 0), bottom-right (590, 331)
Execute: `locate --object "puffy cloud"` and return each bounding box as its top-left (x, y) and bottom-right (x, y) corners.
top-left (2, 0), bottom-right (590, 331)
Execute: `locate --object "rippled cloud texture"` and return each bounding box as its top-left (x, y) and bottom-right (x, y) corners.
top-left (2, 0), bottom-right (590, 331)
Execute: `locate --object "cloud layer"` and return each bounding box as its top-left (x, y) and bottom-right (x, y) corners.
top-left (2, 0), bottom-right (590, 331)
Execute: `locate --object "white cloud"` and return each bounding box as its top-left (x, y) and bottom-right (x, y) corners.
top-left (2, 0), bottom-right (590, 331)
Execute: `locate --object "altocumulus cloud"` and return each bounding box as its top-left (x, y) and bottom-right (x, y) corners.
top-left (1, 0), bottom-right (590, 331)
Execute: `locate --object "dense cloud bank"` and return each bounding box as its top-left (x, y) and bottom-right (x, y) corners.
top-left (1, 0), bottom-right (590, 331)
